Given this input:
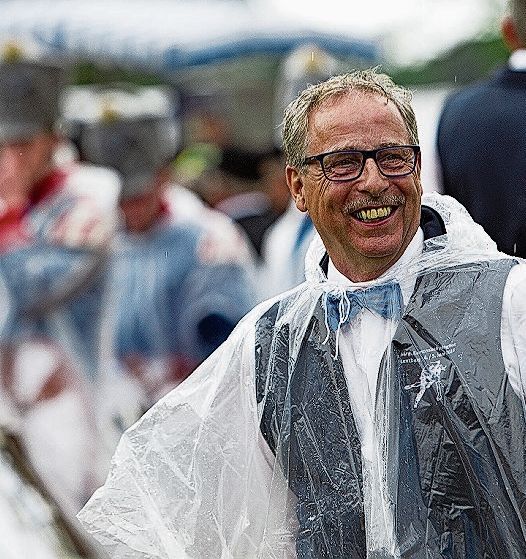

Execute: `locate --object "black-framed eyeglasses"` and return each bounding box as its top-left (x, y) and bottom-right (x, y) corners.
top-left (303, 145), bottom-right (420, 182)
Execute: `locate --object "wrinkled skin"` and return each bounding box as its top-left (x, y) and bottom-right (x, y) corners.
top-left (287, 91), bottom-right (422, 282)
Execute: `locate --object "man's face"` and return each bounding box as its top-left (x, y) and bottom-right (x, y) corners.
top-left (286, 91), bottom-right (422, 282)
top-left (119, 168), bottom-right (168, 233)
top-left (0, 132), bottom-right (57, 203)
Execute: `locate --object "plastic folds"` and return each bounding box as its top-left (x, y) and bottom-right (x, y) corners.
top-left (79, 193), bottom-right (526, 558)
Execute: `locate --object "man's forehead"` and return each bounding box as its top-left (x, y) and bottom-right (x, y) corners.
top-left (307, 90), bottom-right (408, 147)
top-left (314, 89), bottom-right (388, 112)
top-left (0, 131), bottom-right (54, 148)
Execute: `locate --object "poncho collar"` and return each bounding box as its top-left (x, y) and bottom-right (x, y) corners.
top-left (317, 204), bottom-right (446, 277)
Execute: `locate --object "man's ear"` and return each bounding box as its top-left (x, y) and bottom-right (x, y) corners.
top-left (415, 151), bottom-right (423, 195)
top-left (502, 15), bottom-right (523, 51)
top-left (286, 165), bottom-right (307, 212)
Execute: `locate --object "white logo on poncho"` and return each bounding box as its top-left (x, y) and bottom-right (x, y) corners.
top-left (405, 360), bottom-right (446, 408)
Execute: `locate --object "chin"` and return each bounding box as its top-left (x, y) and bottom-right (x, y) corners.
top-left (352, 236), bottom-right (404, 261)
top-left (125, 221), bottom-right (146, 233)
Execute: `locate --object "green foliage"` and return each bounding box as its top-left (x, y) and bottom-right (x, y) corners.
top-left (73, 61), bottom-right (165, 86)
top-left (390, 34), bottom-right (510, 86)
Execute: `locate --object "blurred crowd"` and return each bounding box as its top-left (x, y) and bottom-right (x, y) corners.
top-left (1, 0), bottom-right (525, 553)
top-left (0, 39), bottom-right (339, 558)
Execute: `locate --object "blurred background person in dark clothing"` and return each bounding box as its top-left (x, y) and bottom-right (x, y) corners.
top-left (437, 0), bottom-right (526, 257)
top-left (207, 147), bottom-right (282, 259)
top-left (257, 147), bottom-right (291, 221)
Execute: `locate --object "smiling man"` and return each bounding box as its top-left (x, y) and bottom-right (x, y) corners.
top-left (79, 69), bottom-right (526, 559)
top-left (286, 85), bottom-right (422, 282)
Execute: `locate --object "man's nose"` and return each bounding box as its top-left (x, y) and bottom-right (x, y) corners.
top-left (356, 157), bottom-right (389, 194)
top-left (0, 146), bottom-right (14, 168)
top-left (0, 144), bottom-right (20, 163)
top-left (0, 144), bottom-right (26, 172)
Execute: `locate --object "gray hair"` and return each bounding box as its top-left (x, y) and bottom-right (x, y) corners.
top-left (509, 0), bottom-right (526, 44)
top-left (281, 68), bottom-right (419, 169)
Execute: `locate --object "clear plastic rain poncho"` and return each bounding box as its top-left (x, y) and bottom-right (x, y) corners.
top-left (79, 193), bottom-right (526, 559)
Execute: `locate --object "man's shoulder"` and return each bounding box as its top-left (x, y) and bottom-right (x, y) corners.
top-left (442, 67), bottom-right (524, 114)
top-left (414, 257), bottom-right (518, 299)
top-left (254, 283), bottom-right (317, 337)
top-left (442, 79), bottom-right (497, 114)
top-left (63, 163), bottom-right (120, 210)
top-left (164, 194), bottom-right (256, 269)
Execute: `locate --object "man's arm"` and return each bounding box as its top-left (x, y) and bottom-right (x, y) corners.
top-left (78, 310), bottom-right (295, 558)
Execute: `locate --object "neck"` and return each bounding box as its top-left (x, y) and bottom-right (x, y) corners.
top-left (29, 167), bottom-right (65, 206)
top-left (332, 255), bottom-right (399, 283)
top-left (123, 197), bottom-right (166, 233)
top-left (329, 229), bottom-right (422, 283)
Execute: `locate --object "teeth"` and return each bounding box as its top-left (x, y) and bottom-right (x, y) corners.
top-left (355, 206), bottom-right (392, 221)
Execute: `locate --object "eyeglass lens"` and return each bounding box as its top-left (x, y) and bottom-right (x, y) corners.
top-left (323, 146), bottom-right (416, 181)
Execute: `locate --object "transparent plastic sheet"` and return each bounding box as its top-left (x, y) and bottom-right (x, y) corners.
top-left (79, 193), bottom-right (526, 558)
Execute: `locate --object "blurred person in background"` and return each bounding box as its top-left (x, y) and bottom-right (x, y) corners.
top-left (0, 40), bottom-right (115, 555)
top-left (74, 85), bottom-right (257, 410)
top-left (196, 146), bottom-right (282, 260)
top-left (437, 0), bottom-right (526, 258)
top-left (174, 99), bottom-right (287, 263)
top-left (0, 41), bottom-right (114, 250)
top-left (259, 44), bottom-right (340, 298)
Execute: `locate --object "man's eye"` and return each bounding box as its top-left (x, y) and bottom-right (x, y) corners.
top-left (379, 154), bottom-right (405, 166)
top-left (331, 156), bottom-right (361, 168)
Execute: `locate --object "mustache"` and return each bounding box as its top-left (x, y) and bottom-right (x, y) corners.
top-left (343, 195), bottom-right (406, 215)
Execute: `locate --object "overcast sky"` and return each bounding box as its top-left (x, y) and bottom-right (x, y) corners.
top-left (266, 0), bottom-right (508, 64)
